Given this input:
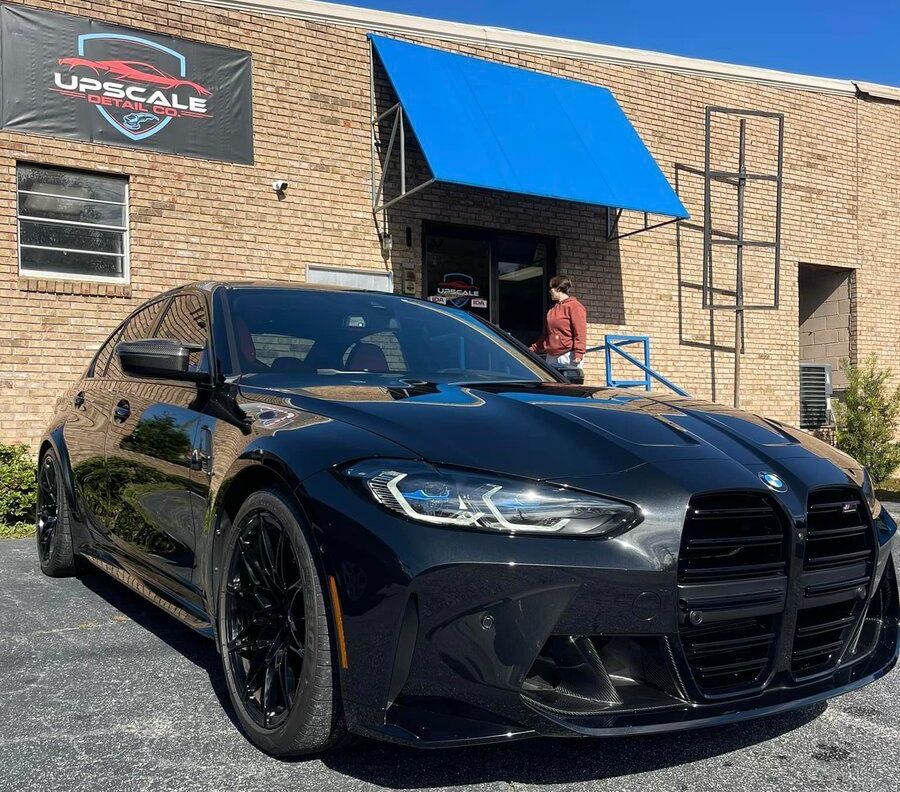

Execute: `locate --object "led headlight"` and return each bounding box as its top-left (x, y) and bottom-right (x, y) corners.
top-left (861, 468), bottom-right (882, 518)
top-left (862, 467), bottom-right (896, 544)
top-left (342, 459), bottom-right (640, 537)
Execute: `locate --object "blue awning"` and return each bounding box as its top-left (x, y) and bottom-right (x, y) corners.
top-left (369, 35), bottom-right (688, 220)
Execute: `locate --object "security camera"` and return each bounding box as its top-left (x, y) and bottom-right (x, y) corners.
top-left (272, 180), bottom-right (288, 193)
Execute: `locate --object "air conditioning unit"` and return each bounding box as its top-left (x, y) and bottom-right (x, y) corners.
top-left (799, 363), bottom-right (834, 429)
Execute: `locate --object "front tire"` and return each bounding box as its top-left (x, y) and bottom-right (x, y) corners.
top-left (36, 449), bottom-right (77, 577)
top-left (216, 488), bottom-right (345, 756)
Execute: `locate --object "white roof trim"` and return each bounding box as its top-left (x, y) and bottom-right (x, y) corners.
top-left (853, 81), bottom-right (900, 103)
top-left (185, 0), bottom-right (872, 96)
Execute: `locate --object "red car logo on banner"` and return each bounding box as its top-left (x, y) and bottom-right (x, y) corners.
top-left (58, 57), bottom-right (211, 96)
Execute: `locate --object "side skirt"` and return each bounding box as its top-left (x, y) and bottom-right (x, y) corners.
top-left (82, 552), bottom-right (215, 639)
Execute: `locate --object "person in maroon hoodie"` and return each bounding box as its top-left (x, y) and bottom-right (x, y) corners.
top-left (529, 275), bottom-right (587, 368)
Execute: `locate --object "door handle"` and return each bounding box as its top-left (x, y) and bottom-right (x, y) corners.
top-left (73, 391), bottom-right (86, 409)
top-left (113, 399), bottom-right (131, 423)
top-left (189, 425), bottom-right (213, 476)
top-left (189, 447), bottom-right (211, 473)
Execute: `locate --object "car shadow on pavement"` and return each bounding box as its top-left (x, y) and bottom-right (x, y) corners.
top-left (75, 567), bottom-right (241, 731)
top-left (320, 701), bottom-right (827, 787)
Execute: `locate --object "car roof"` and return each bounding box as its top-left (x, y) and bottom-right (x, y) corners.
top-left (169, 280), bottom-right (405, 297)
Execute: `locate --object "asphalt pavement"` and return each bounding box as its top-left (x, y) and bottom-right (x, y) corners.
top-left (1, 536), bottom-right (899, 792)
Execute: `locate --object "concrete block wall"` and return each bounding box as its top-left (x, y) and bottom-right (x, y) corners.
top-left (798, 264), bottom-right (852, 390)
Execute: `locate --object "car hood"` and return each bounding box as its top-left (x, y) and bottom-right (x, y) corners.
top-left (240, 380), bottom-right (862, 494)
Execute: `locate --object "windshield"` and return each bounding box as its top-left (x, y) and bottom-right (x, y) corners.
top-left (221, 288), bottom-right (554, 386)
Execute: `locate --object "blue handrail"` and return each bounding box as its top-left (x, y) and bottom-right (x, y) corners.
top-left (585, 334), bottom-right (690, 397)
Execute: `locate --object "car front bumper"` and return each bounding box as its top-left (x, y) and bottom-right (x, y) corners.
top-left (301, 469), bottom-right (900, 747)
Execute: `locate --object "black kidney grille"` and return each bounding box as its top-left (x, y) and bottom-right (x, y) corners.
top-left (790, 487), bottom-right (876, 677)
top-left (677, 493), bottom-right (788, 694)
top-left (678, 493), bottom-right (788, 583)
top-left (679, 616), bottom-right (777, 691)
top-left (791, 599), bottom-right (857, 676)
top-left (804, 489), bottom-right (873, 571)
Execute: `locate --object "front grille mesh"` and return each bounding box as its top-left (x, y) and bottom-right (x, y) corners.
top-left (790, 488), bottom-right (876, 676)
top-left (678, 494), bottom-right (787, 583)
top-left (804, 490), bottom-right (872, 571)
top-left (679, 616), bottom-right (777, 691)
top-left (677, 493), bottom-right (788, 694)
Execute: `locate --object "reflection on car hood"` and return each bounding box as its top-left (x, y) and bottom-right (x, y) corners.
top-left (240, 380), bottom-right (861, 487)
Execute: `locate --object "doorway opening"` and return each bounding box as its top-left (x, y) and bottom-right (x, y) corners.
top-left (798, 263), bottom-right (854, 430)
top-left (422, 222), bottom-right (557, 348)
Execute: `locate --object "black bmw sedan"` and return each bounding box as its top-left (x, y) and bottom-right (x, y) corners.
top-left (37, 282), bottom-right (898, 756)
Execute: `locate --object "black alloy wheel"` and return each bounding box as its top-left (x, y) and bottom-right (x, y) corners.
top-left (36, 453), bottom-right (59, 562)
top-left (36, 449), bottom-right (77, 577)
top-left (224, 509), bottom-right (306, 729)
top-left (217, 488), bottom-right (344, 756)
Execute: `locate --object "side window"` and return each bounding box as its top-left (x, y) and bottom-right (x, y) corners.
top-left (106, 299), bottom-right (167, 380)
top-left (88, 327), bottom-right (121, 379)
top-left (155, 294), bottom-right (210, 373)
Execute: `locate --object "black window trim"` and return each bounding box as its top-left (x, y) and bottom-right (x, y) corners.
top-left (89, 289), bottom-right (217, 384)
top-left (152, 290), bottom-right (215, 381)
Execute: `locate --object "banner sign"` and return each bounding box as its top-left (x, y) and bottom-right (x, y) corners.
top-left (0, 5), bottom-right (254, 163)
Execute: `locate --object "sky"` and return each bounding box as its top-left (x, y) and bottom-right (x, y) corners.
top-left (338, 0), bottom-right (900, 86)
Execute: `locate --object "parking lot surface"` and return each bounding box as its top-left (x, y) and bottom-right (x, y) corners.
top-left (1, 536), bottom-right (898, 792)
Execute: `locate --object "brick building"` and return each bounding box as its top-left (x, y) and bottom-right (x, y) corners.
top-left (2, 0), bottom-right (899, 447)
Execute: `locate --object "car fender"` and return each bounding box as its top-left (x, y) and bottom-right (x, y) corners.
top-left (202, 417), bottom-right (416, 621)
top-left (40, 425), bottom-right (78, 521)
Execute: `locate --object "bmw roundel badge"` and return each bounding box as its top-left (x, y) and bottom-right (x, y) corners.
top-left (759, 471), bottom-right (788, 492)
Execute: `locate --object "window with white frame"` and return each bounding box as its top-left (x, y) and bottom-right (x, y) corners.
top-left (17, 163), bottom-right (129, 282)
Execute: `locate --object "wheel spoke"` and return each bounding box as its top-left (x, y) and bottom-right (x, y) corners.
top-left (277, 650), bottom-right (292, 704)
top-left (224, 507), bottom-right (307, 730)
top-left (257, 519), bottom-right (281, 593)
top-left (244, 649), bottom-right (268, 697)
top-left (227, 623), bottom-right (275, 654)
top-left (36, 456), bottom-right (59, 561)
top-left (227, 579), bottom-right (273, 614)
top-left (274, 526), bottom-right (288, 590)
top-left (238, 538), bottom-right (275, 595)
top-left (286, 637), bottom-right (305, 660)
top-left (261, 660), bottom-right (276, 726)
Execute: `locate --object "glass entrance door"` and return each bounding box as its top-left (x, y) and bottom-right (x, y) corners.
top-left (424, 233), bottom-right (491, 322)
top-left (495, 234), bottom-right (551, 347)
top-left (423, 224), bottom-right (555, 348)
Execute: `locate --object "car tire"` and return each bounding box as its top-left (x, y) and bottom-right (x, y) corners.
top-left (36, 448), bottom-right (78, 577)
top-left (216, 487), bottom-right (346, 756)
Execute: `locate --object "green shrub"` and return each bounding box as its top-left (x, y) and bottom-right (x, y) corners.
top-left (834, 356), bottom-right (900, 485)
top-left (0, 443), bottom-right (37, 529)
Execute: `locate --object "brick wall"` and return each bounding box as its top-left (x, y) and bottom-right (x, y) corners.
top-left (1, 0), bottom-right (898, 447)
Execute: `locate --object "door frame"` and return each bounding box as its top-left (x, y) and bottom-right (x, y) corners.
top-left (421, 221), bottom-right (557, 328)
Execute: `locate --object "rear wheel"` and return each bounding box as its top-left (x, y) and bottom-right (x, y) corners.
top-left (216, 488), bottom-right (345, 756)
top-left (36, 449), bottom-right (77, 577)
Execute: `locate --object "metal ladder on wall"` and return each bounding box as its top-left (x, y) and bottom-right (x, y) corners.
top-left (585, 335), bottom-right (690, 397)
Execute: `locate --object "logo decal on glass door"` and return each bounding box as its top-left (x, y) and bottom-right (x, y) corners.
top-left (436, 272), bottom-right (480, 308)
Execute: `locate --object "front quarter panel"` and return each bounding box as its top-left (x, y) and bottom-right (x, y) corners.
top-left (198, 387), bottom-right (417, 613)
